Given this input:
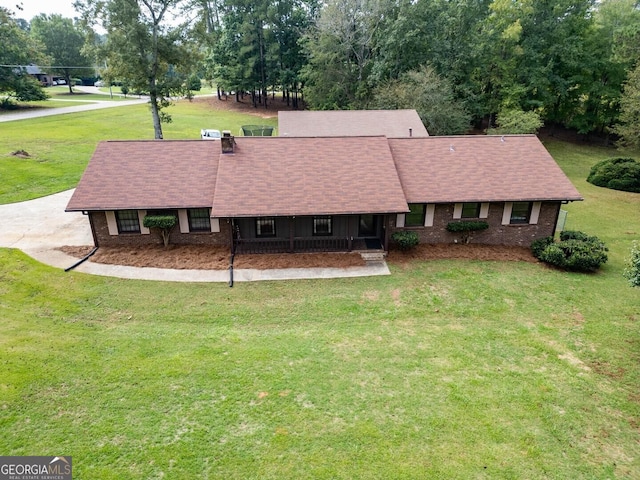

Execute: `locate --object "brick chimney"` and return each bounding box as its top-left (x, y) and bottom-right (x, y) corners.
top-left (221, 130), bottom-right (235, 154)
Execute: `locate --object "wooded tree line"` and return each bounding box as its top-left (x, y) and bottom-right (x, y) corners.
top-left (1, 0), bottom-right (639, 145)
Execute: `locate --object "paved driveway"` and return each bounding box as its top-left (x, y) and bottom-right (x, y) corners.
top-left (0, 190), bottom-right (93, 268)
top-left (0, 190), bottom-right (390, 282)
top-left (0, 94), bottom-right (390, 281)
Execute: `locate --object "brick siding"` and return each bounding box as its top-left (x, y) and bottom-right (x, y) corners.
top-left (90, 211), bottom-right (232, 248)
top-left (390, 202), bottom-right (561, 246)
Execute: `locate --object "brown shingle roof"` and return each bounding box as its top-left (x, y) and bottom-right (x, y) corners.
top-left (278, 110), bottom-right (429, 138)
top-left (66, 141), bottom-right (219, 211)
top-left (211, 136), bottom-right (409, 217)
top-left (389, 135), bottom-right (583, 203)
top-left (67, 134), bottom-right (581, 217)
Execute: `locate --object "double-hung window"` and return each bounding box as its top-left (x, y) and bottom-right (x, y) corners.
top-left (188, 208), bottom-right (211, 232)
top-left (461, 202), bottom-right (481, 218)
top-left (510, 202), bottom-right (532, 224)
top-left (405, 204), bottom-right (426, 227)
top-left (116, 210), bottom-right (140, 233)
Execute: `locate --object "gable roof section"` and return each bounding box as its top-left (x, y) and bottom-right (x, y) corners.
top-left (389, 135), bottom-right (583, 203)
top-left (278, 110), bottom-right (429, 138)
top-left (66, 140), bottom-right (219, 211)
top-left (211, 136), bottom-right (409, 217)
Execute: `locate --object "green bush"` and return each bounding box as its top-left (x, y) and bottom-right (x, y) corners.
top-left (530, 236), bottom-right (554, 258)
top-left (391, 231), bottom-right (420, 251)
top-left (531, 231), bottom-right (608, 272)
top-left (187, 74), bottom-right (202, 92)
top-left (143, 215), bottom-right (177, 247)
top-left (586, 157), bottom-right (640, 193)
top-left (446, 221), bottom-right (489, 243)
top-left (623, 241), bottom-right (640, 287)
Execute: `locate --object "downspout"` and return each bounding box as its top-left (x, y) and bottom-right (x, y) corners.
top-left (229, 218), bottom-right (236, 287)
top-left (229, 252), bottom-right (235, 288)
top-left (65, 246), bottom-right (98, 272)
top-left (66, 211), bottom-right (100, 271)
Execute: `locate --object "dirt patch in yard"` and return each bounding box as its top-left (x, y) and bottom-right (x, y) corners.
top-left (59, 243), bottom-right (536, 270)
top-left (192, 94), bottom-right (302, 119)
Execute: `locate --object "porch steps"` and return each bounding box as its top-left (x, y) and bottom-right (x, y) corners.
top-left (360, 251), bottom-right (386, 264)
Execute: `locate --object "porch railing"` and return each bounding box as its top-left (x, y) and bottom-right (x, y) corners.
top-left (234, 236), bottom-right (350, 254)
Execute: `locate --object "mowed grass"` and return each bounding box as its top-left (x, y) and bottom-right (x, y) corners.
top-left (0, 104), bottom-right (639, 478)
top-left (0, 99), bottom-right (276, 203)
top-left (1, 251), bottom-right (638, 478)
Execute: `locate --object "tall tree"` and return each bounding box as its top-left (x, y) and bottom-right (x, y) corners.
top-left (30, 14), bottom-right (92, 94)
top-left (614, 63), bottom-right (640, 149)
top-left (302, 0), bottom-right (391, 109)
top-left (370, 65), bottom-right (471, 135)
top-left (516, 0), bottom-right (595, 124)
top-left (76, 0), bottom-right (198, 139)
top-left (0, 7), bottom-right (48, 105)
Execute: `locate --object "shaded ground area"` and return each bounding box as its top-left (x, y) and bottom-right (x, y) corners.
top-left (192, 93), bottom-right (302, 119)
top-left (60, 244), bottom-right (536, 270)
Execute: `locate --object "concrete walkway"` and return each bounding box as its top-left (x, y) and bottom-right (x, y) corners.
top-left (0, 191), bottom-right (390, 283)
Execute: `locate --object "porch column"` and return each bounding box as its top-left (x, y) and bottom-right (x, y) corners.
top-left (348, 216), bottom-right (353, 251)
top-left (289, 217), bottom-right (294, 253)
top-left (383, 215), bottom-right (390, 251)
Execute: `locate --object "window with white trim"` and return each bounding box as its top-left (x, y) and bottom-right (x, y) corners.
top-left (116, 210), bottom-right (141, 233)
top-left (313, 216), bottom-right (332, 236)
top-left (256, 218), bottom-right (276, 237)
top-left (461, 202), bottom-right (481, 218)
top-left (188, 208), bottom-right (211, 232)
top-left (510, 202), bottom-right (532, 224)
top-left (406, 204), bottom-right (426, 227)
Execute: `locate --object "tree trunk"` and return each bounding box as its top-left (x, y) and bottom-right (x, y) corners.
top-left (149, 93), bottom-right (164, 139)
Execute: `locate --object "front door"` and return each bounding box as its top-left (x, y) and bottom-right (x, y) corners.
top-left (358, 214), bottom-right (380, 237)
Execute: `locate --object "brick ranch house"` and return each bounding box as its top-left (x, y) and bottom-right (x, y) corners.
top-left (66, 110), bottom-right (582, 254)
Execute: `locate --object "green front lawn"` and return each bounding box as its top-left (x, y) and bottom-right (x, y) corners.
top-left (0, 104), bottom-right (638, 478)
top-left (0, 248), bottom-right (638, 478)
top-left (0, 100), bottom-right (277, 204)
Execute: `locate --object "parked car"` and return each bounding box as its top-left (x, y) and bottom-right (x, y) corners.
top-left (94, 80), bottom-right (105, 87)
top-left (201, 129), bottom-right (222, 140)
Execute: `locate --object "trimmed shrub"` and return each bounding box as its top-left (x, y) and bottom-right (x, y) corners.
top-left (391, 231), bottom-right (420, 251)
top-left (143, 215), bottom-right (177, 247)
top-left (623, 241), bottom-right (640, 287)
top-left (531, 230), bottom-right (608, 272)
top-left (446, 221), bottom-right (489, 243)
top-left (586, 157), bottom-right (640, 193)
top-left (531, 236), bottom-right (554, 258)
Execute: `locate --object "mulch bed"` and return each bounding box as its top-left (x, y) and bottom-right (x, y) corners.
top-left (59, 243), bottom-right (537, 271)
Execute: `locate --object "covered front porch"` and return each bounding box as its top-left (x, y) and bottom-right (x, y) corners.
top-left (231, 214), bottom-right (389, 254)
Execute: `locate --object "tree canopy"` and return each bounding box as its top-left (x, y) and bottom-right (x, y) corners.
top-left (76, 0), bottom-right (199, 138)
top-left (4, 0), bottom-right (640, 138)
top-left (0, 7), bottom-right (48, 105)
top-left (30, 14), bottom-right (92, 94)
